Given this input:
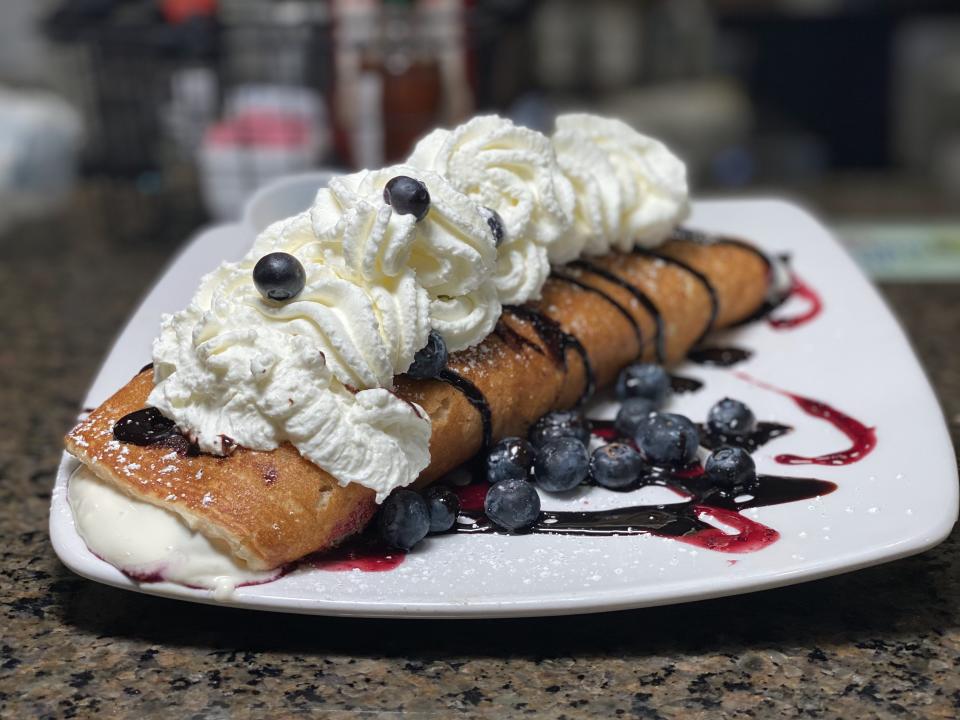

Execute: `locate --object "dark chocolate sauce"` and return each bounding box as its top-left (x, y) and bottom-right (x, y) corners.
top-left (633, 248), bottom-right (719, 344)
top-left (505, 304), bottom-right (595, 404)
top-left (698, 421), bottom-right (793, 453)
top-left (451, 470), bottom-right (835, 553)
top-left (138, 362), bottom-right (154, 374)
top-left (550, 271), bottom-right (645, 355)
top-left (736, 372), bottom-right (876, 466)
top-left (568, 260), bottom-right (665, 363)
top-left (436, 368), bottom-right (493, 449)
top-left (440, 407), bottom-right (835, 554)
top-left (670, 375), bottom-right (704, 394)
top-left (688, 346), bottom-right (753, 367)
top-left (493, 319), bottom-right (542, 356)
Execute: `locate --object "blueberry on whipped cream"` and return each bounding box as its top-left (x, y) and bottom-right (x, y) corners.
top-left (480, 206), bottom-right (505, 247)
top-left (252, 251), bottom-right (306, 301)
top-left (383, 175), bottom-right (431, 221)
top-left (406, 330), bottom-right (448, 380)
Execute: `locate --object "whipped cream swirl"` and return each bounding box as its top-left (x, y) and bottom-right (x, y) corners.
top-left (551, 113), bottom-right (689, 257)
top-left (408, 115), bottom-right (576, 304)
top-left (149, 166), bottom-right (499, 500)
top-left (146, 112), bottom-right (690, 504)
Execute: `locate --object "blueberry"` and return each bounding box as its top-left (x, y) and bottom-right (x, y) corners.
top-left (378, 488), bottom-right (431, 550)
top-left (707, 397), bottom-right (756, 438)
top-left (528, 410), bottom-right (591, 448)
top-left (589, 442), bottom-right (644, 490)
top-left (407, 330), bottom-right (448, 379)
top-left (534, 437), bottom-right (589, 493)
top-left (480, 206), bottom-right (505, 247)
top-left (383, 175), bottom-right (430, 221)
top-left (705, 446), bottom-right (757, 492)
top-left (635, 412), bottom-right (700, 467)
top-left (484, 477), bottom-right (541, 531)
top-left (424, 486), bottom-right (461, 533)
top-left (615, 363), bottom-right (671, 405)
top-left (487, 436), bottom-right (535, 484)
top-left (614, 396), bottom-right (657, 438)
top-left (253, 252), bottom-right (306, 301)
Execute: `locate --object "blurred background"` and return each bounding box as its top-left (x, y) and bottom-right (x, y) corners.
top-left (2, 0), bottom-right (960, 279)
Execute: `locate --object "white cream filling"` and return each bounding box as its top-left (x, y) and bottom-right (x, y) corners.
top-left (68, 465), bottom-right (276, 600)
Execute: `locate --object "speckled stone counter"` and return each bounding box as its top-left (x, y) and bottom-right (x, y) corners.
top-left (2, 194), bottom-right (959, 718)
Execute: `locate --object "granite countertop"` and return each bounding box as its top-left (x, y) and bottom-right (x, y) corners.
top-left (2, 192), bottom-right (959, 718)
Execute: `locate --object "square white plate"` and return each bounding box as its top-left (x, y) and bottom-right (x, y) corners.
top-left (50, 195), bottom-right (958, 618)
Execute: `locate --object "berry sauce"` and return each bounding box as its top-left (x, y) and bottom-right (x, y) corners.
top-left (735, 373), bottom-right (877, 466)
top-left (768, 273), bottom-right (823, 330)
top-left (309, 537), bottom-right (406, 572)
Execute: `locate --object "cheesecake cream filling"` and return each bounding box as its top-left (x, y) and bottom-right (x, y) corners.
top-left (68, 465), bottom-right (278, 598)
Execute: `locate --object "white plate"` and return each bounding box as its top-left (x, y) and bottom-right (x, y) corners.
top-left (50, 194), bottom-right (958, 618)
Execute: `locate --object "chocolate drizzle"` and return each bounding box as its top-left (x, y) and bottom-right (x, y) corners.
top-left (454, 472), bottom-right (836, 545)
top-left (670, 375), bottom-right (704, 394)
top-left (550, 271), bottom-right (645, 355)
top-left (687, 346), bottom-right (753, 367)
top-left (568, 260), bottom-right (665, 363)
top-left (505, 304), bottom-right (595, 404)
top-left (436, 368), bottom-right (493, 449)
top-left (633, 247), bottom-right (719, 344)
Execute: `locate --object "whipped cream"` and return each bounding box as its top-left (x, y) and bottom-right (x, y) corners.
top-left (312, 166), bottom-right (501, 352)
top-left (552, 113), bottom-right (690, 255)
top-left (68, 465), bottom-right (277, 599)
top-left (148, 162), bottom-right (506, 500)
top-left (140, 113), bottom-right (689, 505)
top-left (408, 115), bottom-right (575, 304)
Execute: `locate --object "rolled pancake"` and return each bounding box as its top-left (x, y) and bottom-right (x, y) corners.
top-left (64, 235), bottom-right (769, 571)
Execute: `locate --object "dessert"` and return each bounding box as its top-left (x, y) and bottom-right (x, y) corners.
top-left (64, 113), bottom-right (779, 596)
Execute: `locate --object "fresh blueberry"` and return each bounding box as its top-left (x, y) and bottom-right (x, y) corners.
top-left (424, 486), bottom-right (461, 533)
top-left (484, 477), bottom-right (541, 531)
top-left (487, 436), bottom-right (535, 484)
top-left (383, 175), bottom-right (430, 221)
top-left (528, 410), bottom-right (591, 448)
top-left (615, 363), bottom-right (671, 405)
top-left (589, 442), bottom-right (644, 489)
top-left (253, 252), bottom-right (306, 301)
top-left (707, 397), bottom-right (757, 438)
top-left (614, 396), bottom-right (657, 438)
top-left (407, 330), bottom-right (448, 379)
top-left (635, 412), bottom-right (700, 467)
top-left (534, 437), bottom-right (589, 493)
top-left (480, 206), bottom-right (505, 247)
top-left (705, 446), bottom-right (757, 492)
top-left (378, 488), bottom-right (431, 550)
